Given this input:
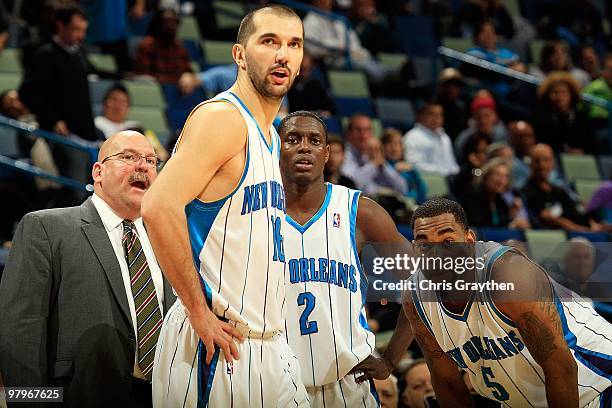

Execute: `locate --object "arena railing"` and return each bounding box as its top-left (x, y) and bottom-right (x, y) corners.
top-left (276, 0), bottom-right (354, 70)
top-left (438, 46), bottom-right (612, 153)
top-left (0, 115), bottom-right (96, 193)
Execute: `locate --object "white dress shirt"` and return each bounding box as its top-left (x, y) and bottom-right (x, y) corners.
top-left (91, 194), bottom-right (164, 379)
top-left (403, 123), bottom-right (460, 176)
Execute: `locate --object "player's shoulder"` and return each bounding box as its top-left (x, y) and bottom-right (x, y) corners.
top-left (187, 97), bottom-right (244, 126)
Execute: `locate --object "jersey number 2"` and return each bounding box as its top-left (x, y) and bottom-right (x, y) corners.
top-left (481, 367), bottom-right (509, 401)
top-left (298, 292), bottom-right (318, 335)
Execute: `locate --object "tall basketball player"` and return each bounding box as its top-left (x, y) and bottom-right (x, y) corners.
top-left (278, 111), bottom-right (414, 407)
top-left (141, 6), bottom-right (308, 407)
top-left (401, 198), bottom-right (611, 407)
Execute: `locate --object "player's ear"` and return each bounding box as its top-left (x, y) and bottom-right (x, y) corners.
top-left (233, 44), bottom-right (246, 70)
top-left (465, 229), bottom-right (476, 243)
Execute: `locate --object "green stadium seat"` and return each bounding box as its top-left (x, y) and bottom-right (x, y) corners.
top-left (213, 0), bottom-right (244, 29)
top-left (128, 107), bottom-right (169, 134)
top-left (442, 37), bottom-right (472, 53)
top-left (575, 179), bottom-right (603, 204)
top-left (88, 53), bottom-right (117, 73)
top-left (328, 70), bottom-right (370, 98)
top-left (524, 229), bottom-right (567, 262)
top-left (0, 73), bottom-right (21, 91)
top-left (560, 153), bottom-right (600, 182)
top-left (201, 40), bottom-right (234, 67)
top-left (0, 49), bottom-right (21, 73)
top-left (123, 80), bottom-right (165, 109)
top-left (530, 40), bottom-right (545, 65)
top-left (421, 173), bottom-right (448, 198)
top-left (178, 16), bottom-right (200, 41)
top-left (378, 53), bottom-right (407, 71)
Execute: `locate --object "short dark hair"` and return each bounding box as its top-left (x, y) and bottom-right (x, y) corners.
top-left (411, 198), bottom-right (469, 231)
top-left (103, 84), bottom-right (130, 105)
top-left (461, 131), bottom-right (491, 163)
top-left (347, 112), bottom-right (371, 131)
top-left (54, 4), bottom-right (86, 26)
top-left (473, 19), bottom-right (495, 43)
top-left (327, 134), bottom-right (344, 149)
top-left (277, 110), bottom-right (328, 142)
top-left (416, 99), bottom-right (442, 117)
top-left (237, 5), bottom-right (302, 46)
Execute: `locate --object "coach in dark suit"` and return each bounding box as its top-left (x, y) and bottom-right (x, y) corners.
top-left (0, 131), bottom-right (175, 408)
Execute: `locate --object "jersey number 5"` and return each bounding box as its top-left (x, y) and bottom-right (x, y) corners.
top-left (481, 367), bottom-right (509, 401)
top-left (298, 292), bottom-right (318, 335)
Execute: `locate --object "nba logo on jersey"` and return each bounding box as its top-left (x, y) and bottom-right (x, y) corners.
top-left (333, 213), bottom-right (341, 227)
top-left (226, 361), bottom-right (234, 375)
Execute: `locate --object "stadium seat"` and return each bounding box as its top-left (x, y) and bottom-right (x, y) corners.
top-left (334, 96), bottom-right (375, 118)
top-left (123, 80), bottom-right (165, 109)
top-left (214, 0), bottom-right (245, 29)
top-left (420, 173), bottom-right (448, 198)
top-left (567, 230), bottom-right (611, 242)
top-left (560, 153), bottom-right (600, 182)
top-left (574, 179), bottom-right (603, 204)
top-left (412, 56), bottom-right (439, 84)
top-left (88, 53), bottom-right (117, 73)
top-left (88, 79), bottom-right (115, 105)
top-left (321, 117), bottom-right (342, 135)
top-left (0, 73), bottom-right (21, 91)
top-left (177, 16), bottom-right (200, 41)
top-left (328, 70), bottom-right (370, 98)
top-left (598, 155), bottom-right (612, 180)
top-left (201, 40), bottom-right (234, 67)
top-left (0, 48), bottom-right (21, 73)
top-left (524, 229), bottom-right (567, 262)
top-left (530, 40), bottom-right (545, 66)
top-left (128, 107), bottom-right (169, 134)
top-left (161, 83), bottom-right (206, 113)
top-left (378, 53), bottom-right (408, 71)
top-left (442, 37), bottom-right (472, 53)
top-left (375, 98), bottom-right (415, 130)
top-left (183, 39), bottom-right (203, 64)
top-left (0, 127), bottom-right (20, 158)
top-left (479, 227), bottom-right (524, 243)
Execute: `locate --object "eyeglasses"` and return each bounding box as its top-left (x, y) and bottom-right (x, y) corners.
top-left (101, 151), bottom-right (160, 168)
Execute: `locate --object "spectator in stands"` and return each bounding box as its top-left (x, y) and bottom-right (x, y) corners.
top-left (403, 101), bottom-right (459, 176)
top-left (350, 0), bottom-right (393, 56)
top-left (178, 63), bottom-right (236, 96)
top-left (303, 0), bottom-right (391, 82)
top-left (455, 92), bottom-right (508, 158)
top-left (435, 68), bottom-right (468, 140)
top-left (95, 84), bottom-right (169, 162)
top-left (341, 113), bottom-right (407, 196)
top-left (529, 41), bottom-right (590, 87)
top-left (464, 20), bottom-right (521, 96)
top-left (450, 131), bottom-right (491, 199)
top-left (0, 89), bottom-right (37, 127)
top-left (82, 0), bottom-right (143, 74)
top-left (462, 158), bottom-right (530, 229)
top-left (324, 134), bottom-right (356, 189)
top-left (401, 359), bottom-right (433, 408)
top-left (486, 141), bottom-right (528, 191)
top-left (541, 0), bottom-right (604, 48)
top-left (19, 4), bottom-right (100, 142)
top-left (374, 374), bottom-right (399, 408)
top-left (134, 8), bottom-right (196, 87)
top-left (522, 144), bottom-right (605, 231)
top-left (287, 51), bottom-right (336, 116)
top-left (381, 128), bottom-right (427, 204)
top-left (583, 53), bottom-right (612, 126)
top-left (578, 45), bottom-right (601, 82)
top-left (534, 71), bottom-right (594, 154)
top-left (451, 0), bottom-right (515, 40)
top-left (507, 120), bottom-right (535, 188)
top-left (586, 179), bottom-right (612, 223)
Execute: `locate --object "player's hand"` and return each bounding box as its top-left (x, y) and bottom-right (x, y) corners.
top-left (188, 307), bottom-right (245, 364)
top-left (350, 355), bottom-right (393, 383)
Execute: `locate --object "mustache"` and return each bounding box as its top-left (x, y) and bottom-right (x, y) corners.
top-left (270, 63), bottom-right (291, 75)
top-left (128, 172), bottom-right (150, 186)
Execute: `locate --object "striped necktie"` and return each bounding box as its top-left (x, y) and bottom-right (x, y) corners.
top-left (122, 220), bottom-right (163, 381)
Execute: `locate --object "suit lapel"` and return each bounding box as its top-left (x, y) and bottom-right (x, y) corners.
top-left (80, 198), bottom-right (133, 327)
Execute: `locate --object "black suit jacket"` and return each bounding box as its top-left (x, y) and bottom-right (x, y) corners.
top-left (0, 198), bottom-right (175, 407)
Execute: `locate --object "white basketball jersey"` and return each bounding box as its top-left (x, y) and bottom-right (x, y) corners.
top-left (411, 241), bottom-right (612, 407)
top-left (180, 91), bottom-right (286, 336)
top-left (283, 183), bottom-right (376, 388)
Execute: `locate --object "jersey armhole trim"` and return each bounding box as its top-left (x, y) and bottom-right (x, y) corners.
top-left (227, 91), bottom-right (274, 154)
top-left (483, 245), bottom-right (516, 328)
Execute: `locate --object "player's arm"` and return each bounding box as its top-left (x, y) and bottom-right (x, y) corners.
top-left (403, 298), bottom-right (475, 407)
top-left (141, 103), bottom-right (246, 364)
top-left (352, 197), bottom-right (415, 380)
top-left (492, 253), bottom-right (579, 408)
